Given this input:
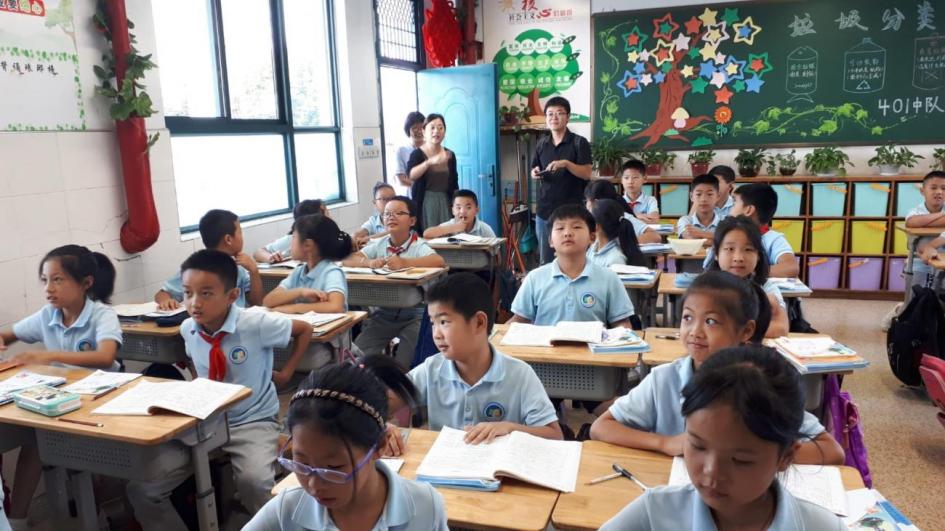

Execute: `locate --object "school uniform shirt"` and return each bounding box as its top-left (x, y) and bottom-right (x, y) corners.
top-left (244, 462), bottom-right (448, 531)
top-left (277, 260), bottom-right (348, 310)
top-left (408, 348), bottom-right (558, 431)
top-left (361, 233), bottom-right (437, 320)
top-left (715, 194), bottom-right (734, 219)
top-left (587, 239), bottom-right (627, 268)
top-left (181, 305), bottom-right (291, 426)
top-left (763, 278), bottom-right (787, 309)
top-left (511, 259), bottom-right (634, 325)
top-left (0, 474), bottom-right (9, 531)
top-left (623, 212), bottom-right (652, 237)
top-left (906, 203), bottom-right (943, 278)
top-left (702, 228), bottom-right (796, 269)
top-left (163, 265), bottom-right (253, 307)
top-left (361, 212), bottom-right (386, 236)
top-left (436, 217), bottom-right (497, 238)
top-left (675, 211), bottom-right (722, 238)
top-left (600, 481), bottom-right (844, 531)
top-left (608, 356), bottom-right (825, 439)
top-left (624, 192), bottom-right (659, 218)
top-left (13, 298), bottom-right (122, 371)
top-left (264, 234), bottom-right (292, 257)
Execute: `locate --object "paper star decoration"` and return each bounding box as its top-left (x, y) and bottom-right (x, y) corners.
top-left (714, 52), bottom-right (727, 65)
top-left (639, 49), bottom-right (651, 62)
top-left (710, 71), bottom-right (727, 89)
top-left (747, 52), bottom-right (773, 77)
top-left (722, 57), bottom-right (746, 81)
top-left (698, 7), bottom-right (718, 27)
top-left (651, 40), bottom-right (676, 66)
top-left (673, 33), bottom-right (690, 51)
top-left (745, 75), bottom-right (765, 93)
top-left (654, 71), bottom-right (666, 84)
top-left (721, 7), bottom-right (740, 26)
top-left (634, 62), bottom-right (646, 74)
top-left (733, 16), bottom-right (762, 45)
top-left (617, 71), bottom-right (642, 97)
top-left (699, 43), bottom-right (718, 61)
top-left (652, 13), bottom-right (679, 41)
top-left (627, 50), bottom-right (640, 62)
top-left (690, 77), bottom-right (709, 94)
top-left (640, 73), bottom-right (653, 86)
top-left (681, 64), bottom-right (695, 78)
top-left (685, 16), bottom-right (702, 35)
top-left (733, 79), bottom-right (746, 92)
top-left (699, 60), bottom-right (716, 79)
top-left (622, 27), bottom-right (648, 52)
top-left (714, 85), bottom-right (734, 104)
top-left (702, 22), bottom-right (730, 47)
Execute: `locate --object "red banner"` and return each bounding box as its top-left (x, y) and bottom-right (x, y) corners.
top-left (0, 0), bottom-right (45, 17)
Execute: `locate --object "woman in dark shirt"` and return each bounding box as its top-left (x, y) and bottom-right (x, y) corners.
top-left (407, 113), bottom-right (458, 231)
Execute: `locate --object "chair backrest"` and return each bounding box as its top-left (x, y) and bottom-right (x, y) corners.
top-left (919, 355), bottom-right (945, 412)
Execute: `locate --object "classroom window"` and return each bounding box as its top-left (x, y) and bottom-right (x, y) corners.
top-left (375, 0), bottom-right (422, 192)
top-left (153, 0), bottom-right (344, 233)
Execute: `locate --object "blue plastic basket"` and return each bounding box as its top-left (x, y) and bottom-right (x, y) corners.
top-left (811, 182), bottom-right (847, 217)
top-left (658, 183), bottom-right (690, 216)
top-left (772, 184), bottom-right (803, 217)
top-left (853, 182), bottom-right (891, 217)
top-left (896, 181), bottom-right (924, 216)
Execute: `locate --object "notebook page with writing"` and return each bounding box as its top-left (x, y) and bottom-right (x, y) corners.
top-left (551, 321), bottom-right (605, 344)
top-left (415, 426), bottom-right (501, 481)
top-left (494, 431), bottom-right (582, 492)
top-left (92, 379), bottom-right (244, 420)
top-left (499, 323), bottom-right (557, 347)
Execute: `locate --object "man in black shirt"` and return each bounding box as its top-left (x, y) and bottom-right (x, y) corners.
top-left (530, 97), bottom-right (593, 264)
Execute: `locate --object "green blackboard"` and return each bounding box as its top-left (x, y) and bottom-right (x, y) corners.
top-left (593, 1), bottom-right (945, 149)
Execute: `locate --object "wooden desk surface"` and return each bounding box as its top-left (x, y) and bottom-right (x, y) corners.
top-left (640, 328), bottom-right (686, 366)
top-left (668, 249), bottom-right (707, 260)
top-left (121, 311), bottom-right (368, 343)
top-left (273, 429), bottom-right (559, 531)
top-left (552, 440), bottom-right (866, 531)
top-left (490, 324), bottom-right (638, 368)
top-left (120, 320), bottom-right (182, 337)
top-left (0, 365), bottom-right (250, 445)
top-left (658, 274), bottom-right (811, 298)
top-left (621, 269), bottom-right (661, 290)
top-left (894, 225), bottom-right (942, 237)
top-left (429, 238), bottom-right (506, 252)
top-left (261, 267), bottom-right (448, 286)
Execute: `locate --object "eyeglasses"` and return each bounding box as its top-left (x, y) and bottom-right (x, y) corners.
top-left (374, 196), bottom-right (394, 203)
top-left (278, 440), bottom-right (378, 484)
top-left (382, 211), bottom-right (410, 219)
top-left (545, 111), bottom-right (569, 118)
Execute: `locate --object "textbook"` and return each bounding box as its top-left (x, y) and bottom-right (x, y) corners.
top-left (12, 385), bottom-right (82, 417)
top-left (244, 307), bottom-right (348, 328)
top-left (427, 234), bottom-right (501, 246)
top-left (257, 259), bottom-right (303, 270)
top-left (91, 378), bottom-right (245, 420)
top-left (647, 223), bottom-right (675, 234)
top-left (766, 337), bottom-right (870, 374)
top-left (673, 272), bottom-right (698, 288)
top-left (63, 370), bottom-right (142, 396)
top-left (609, 265), bottom-right (658, 283)
top-left (341, 266), bottom-right (439, 279)
top-left (767, 277), bottom-right (813, 294)
top-left (415, 427), bottom-right (582, 492)
top-left (843, 489), bottom-right (918, 530)
top-left (500, 321), bottom-right (605, 347)
top-left (0, 371), bottom-right (68, 405)
top-left (639, 243), bottom-right (673, 254)
top-left (587, 327), bottom-right (651, 354)
top-left (113, 302), bottom-right (188, 320)
top-left (669, 457), bottom-right (848, 516)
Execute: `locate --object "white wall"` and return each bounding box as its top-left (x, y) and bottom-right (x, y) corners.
top-left (0, 0), bottom-right (384, 341)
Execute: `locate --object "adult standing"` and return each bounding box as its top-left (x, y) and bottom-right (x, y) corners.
top-left (530, 97), bottom-right (593, 264)
top-left (407, 114), bottom-right (458, 231)
top-left (394, 111), bottom-right (425, 196)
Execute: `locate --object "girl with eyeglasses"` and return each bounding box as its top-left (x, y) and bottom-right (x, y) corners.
top-left (244, 363), bottom-right (447, 530)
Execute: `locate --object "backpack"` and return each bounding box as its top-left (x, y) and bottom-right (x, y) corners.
top-left (823, 375), bottom-right (872, 487)
top-left (786, 298), bottom-right (818, 334)
top-left (886, 285), bottom-right (945, 386)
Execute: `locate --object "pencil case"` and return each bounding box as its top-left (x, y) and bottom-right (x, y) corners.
top-left (13, 385), bottom-right (82, 417)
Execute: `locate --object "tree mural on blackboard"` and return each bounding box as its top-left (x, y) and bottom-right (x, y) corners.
top-left (599, 7), bottom-right (769, 148)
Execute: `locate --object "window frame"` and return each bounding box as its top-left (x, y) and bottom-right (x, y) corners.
top-left (373, 0), bottom-right (425, 184)
top-left (161, 0), bottom-right (345, 233)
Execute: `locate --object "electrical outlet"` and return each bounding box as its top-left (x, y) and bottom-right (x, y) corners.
top-left (358, 138), bottom-right (381, 159)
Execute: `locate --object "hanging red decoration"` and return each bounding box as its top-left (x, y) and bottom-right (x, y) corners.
top-left (423, 0), bottom-right (462, 68)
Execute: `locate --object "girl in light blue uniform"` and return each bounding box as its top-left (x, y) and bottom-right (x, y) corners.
top-left (253, 199), bottom-right (327, 264)
top-left (588, 198), bottom-right (647, 268)
top-left (0, 245), bottom-right (122, 530)
top-left (263, 214), bottom-right (352, 378)
top-left (244, 363), bottom-right (447, 531)
top-left (601, 345), bottom-right (844, 531)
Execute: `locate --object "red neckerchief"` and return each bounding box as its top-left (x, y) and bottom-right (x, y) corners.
top-left (759, 224), bottom-right (770, 235)
top-left (387, 232), bottom-right (418, 255)
top-left (198, 330), bottom-right (228, 381)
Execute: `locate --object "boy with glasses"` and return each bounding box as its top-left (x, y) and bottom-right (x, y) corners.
top-left (354, 181), bottom-right (396, 248)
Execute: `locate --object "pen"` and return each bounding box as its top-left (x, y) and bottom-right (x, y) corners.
top-left (91, 386), bottom-right (118, 401)
top-left (613, 463), bottom-right (649, 491)
top-left (586, 471), bottom-right (622, 485)
top-left (655, 334), bottom-right (679, 340)
top-left (58, 418), bottom-right (104, 428)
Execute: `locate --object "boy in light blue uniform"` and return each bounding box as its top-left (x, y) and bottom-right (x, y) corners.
top-left (156, 209), bottom-right (262, 310)
top-left (422, 189), bottom-right (497, 240)
top-left (906, 171), bottom-right (945, 288)
top-left (354, 182), bottom-right (395, 248)
top-left (343, 196), bottom-right (447, 368)
top-left (511, 205), bottom-right (634, 327)
top-left (710, 165), bottom-right (736, 219)
top-left (619, 159), bottom-right (660, 223)
top-left (405, 274), bottom-right (560, 440)
top-left (128, 250), bottom-right (313, 531)
top-left (676, 174), bottom-right (721, 241)
top-left (254, 199), bottom-right (327, 263)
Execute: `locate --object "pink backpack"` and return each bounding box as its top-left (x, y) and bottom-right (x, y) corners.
top-left (823, 374), bottom-right (872, 487)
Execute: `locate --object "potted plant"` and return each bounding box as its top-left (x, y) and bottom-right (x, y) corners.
top-left (867, 143), bottom-right (924, 176)
top-left (591, 137), bottom-right (630, 177)
top-left (734, 148), bottom-right (768, 177)
top-left (499, 104), bottom-right (529, 126)
top-left (767, 150), bottom-right (800, 176)
top-left (687, 150), bottom-right (715, 177)
top-left (932, 147), bottom-right (945, 170)
top-left (639, 148), bottom-right (677, 176)
top-left (804, 146), bottom-right (853, 177)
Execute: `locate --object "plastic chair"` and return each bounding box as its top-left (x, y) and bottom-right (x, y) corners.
top-left (919, 355), bottom-right (945, 429)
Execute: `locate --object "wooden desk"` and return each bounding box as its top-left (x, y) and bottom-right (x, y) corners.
top-left (429, 239), bottom-right (505, 271)
top-left (551, 440), bottom-right (865, 531)
top-left (260, 267), bottom-right (448, 308)
top-left (272, 311), bottom-right (368, 371)
top-left (640, 328), bottom-right (686, 368)
top-left (272, 429), bottom-right (559, 531)
top-left (490, 324), bottom-right (635, 402)
top-left (0, 365), bottom-right (249, 531)
top-left (657, 274), bottom-right (811, 327)
top-left (622, 270), bottom-right (661, 328)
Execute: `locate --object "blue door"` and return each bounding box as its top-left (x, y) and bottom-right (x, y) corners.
top-left (418, 64), bottom-right (500, 233)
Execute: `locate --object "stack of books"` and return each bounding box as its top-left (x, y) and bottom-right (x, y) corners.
top-left (499, 322), bottom-right (650, 354)
top-left (767, 336), bottom-right (869, 374)
top-left (609, 264), bottom-right (657, 283)
top-left (673, 272), bottom-right (698, 288)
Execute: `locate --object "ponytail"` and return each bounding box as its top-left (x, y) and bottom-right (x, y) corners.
top-left (748, 281), bottom-right (772, 343)
top-left (360, 354), bottom-right (420, 426)
top-left (40, 245), bottom-right (116, 304)
top-left (292, 214), bottom-right (353, 261)
top-left (616, 218), bottom-right (647, 266)
top-left (592, 199), bottom-right (646, 266)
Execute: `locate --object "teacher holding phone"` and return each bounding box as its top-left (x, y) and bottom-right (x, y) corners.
top-left (530, 96), bottom-right (593, 265)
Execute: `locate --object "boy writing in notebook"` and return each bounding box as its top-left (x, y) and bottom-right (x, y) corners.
top-left (128, 250), bottom-right (313, 531)
top-left (155, 209), bottom-right (262, 310)
top-left (620, 159), bottom-right (660, 223)
top-left (253, 199), bottom-right (327, 263)
top-left (385, 273), bottom-right (561, 455)
top-left (675, 174), bottom-right (721, 245)
top-left (907, 171), bottom-right (945, 287)
top-left (510, 204), bottom-right (634, 328)
top-left (422, 189), bottom-right (497, 239)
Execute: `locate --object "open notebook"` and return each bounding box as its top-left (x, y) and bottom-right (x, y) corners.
top-left (500, 321), bottom-right (604, 347)
top-left (766, 336), bottom-right (869, 374)
top-left (244, 307), bottom-right (347, 328)
top-left (0, 371), bottom-right (67, 405)
top-left (91, 378), bottom-right (245, 420)
top-left (415, 427), bottom-right (582, 492)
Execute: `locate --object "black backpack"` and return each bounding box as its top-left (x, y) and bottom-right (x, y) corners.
top-left (887, 286), bottom-right (945, 386)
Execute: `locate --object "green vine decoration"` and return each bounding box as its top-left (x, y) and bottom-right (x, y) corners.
top-left (92, 0), bottom-right (159, 148)
top-left (731, 102), bottom-right (914, 139)
top-left (596, 22), bottom-right (645, 141)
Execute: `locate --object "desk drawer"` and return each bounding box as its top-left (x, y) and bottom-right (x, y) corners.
top-left (262, 274), bottom-right (282, 295)
top-left (120, 334), bottom-right (186, 364)
top-left (434, 248), bottom-right (491, 270)
top-left (527, 362), bottom-right (626, 402)
top-left (348, 283), bottom-right (423, 308)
